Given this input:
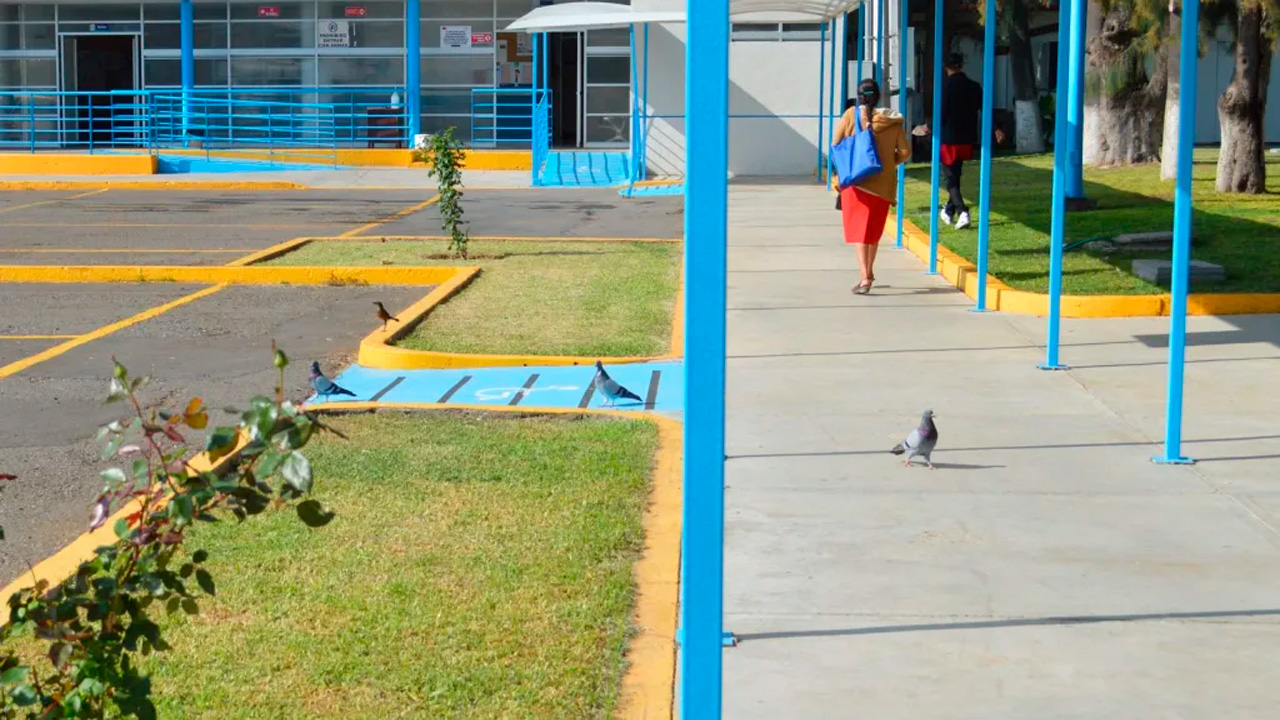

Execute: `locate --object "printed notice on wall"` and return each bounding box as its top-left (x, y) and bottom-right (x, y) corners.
top-left (440, 25), bottom-right (472, 50)
top-left (318, 20), bottom-right (351, 47)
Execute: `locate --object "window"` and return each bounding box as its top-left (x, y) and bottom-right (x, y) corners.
top-left (319, 57), bottom-right (404, 86)
top-left (731, 22), bottom-right (825, 41)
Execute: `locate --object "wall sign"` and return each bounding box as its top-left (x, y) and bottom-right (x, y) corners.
top-left (258, 6), bottom-right (281, 18)
top-left (440, 25), bottom-right (472, 50)
top-left (344, 6), bottom-right (368, 17)
top-left (471, 32), bottom-right (494, 45)
top-left (318, 20), bottom-right (351, 48)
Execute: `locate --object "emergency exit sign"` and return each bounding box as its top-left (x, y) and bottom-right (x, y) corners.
top-left (258, 6), bottom-right (281, 18)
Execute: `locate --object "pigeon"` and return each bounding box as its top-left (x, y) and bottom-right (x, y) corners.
top-left (593, 361), bottom-right (643, 407)
top-left (373, 301), bottom-right (399, 331)
top-left (890, 409), bottom-right (938, 469)
top-left (310, 361), bottom-right (356, 400)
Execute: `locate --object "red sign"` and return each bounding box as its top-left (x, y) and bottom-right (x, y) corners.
top-left (257, 6), bottom-right (281, 18)
top-left (344, 6), bottom-right (367, 17)
top-left (471, 32), bottom-right (494, 44)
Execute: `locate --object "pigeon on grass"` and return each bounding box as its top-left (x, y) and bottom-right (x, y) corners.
top-left (310, 361), bottom-right (356, 400)
top-left (593, 361), bottom-right (643, 407)
top-left (890, 409), bottom-right (938, 469)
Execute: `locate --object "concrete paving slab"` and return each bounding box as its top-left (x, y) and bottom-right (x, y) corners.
top-left (363, 188), bottom-right (684, 239)
top-left (720, 183), bottom-right (1280, 717)
top-left (0, 283), bottom-right (427, 586)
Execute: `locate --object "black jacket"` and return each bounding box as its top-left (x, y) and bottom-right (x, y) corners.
top-left (940, 71), bottom-right (982, 145)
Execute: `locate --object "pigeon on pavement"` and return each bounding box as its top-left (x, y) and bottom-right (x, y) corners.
top-left (310, 361), bottom-right (357, 400)
top-left (593, 361), bottom-right (643, 407)
top-left (374, 301), bottom-right (399, 331)
top-left (890, 409), bottom-right (938, 469)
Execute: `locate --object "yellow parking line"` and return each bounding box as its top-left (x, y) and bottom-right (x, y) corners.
top-left (0, 188), bottom-right (108, 215)
top-left (0, 248), bottom-right (244, 254)
top-left (0, 284), bottom-right (226, 381)
top-left (342, 195), bottom-right (440, 237)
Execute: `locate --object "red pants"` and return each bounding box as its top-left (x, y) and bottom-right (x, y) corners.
top-left (840, 186), bottom-right (890, 245)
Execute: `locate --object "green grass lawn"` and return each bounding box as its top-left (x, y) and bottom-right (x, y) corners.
top-left (114, 412), bottom-right (657, 719)
top-left (901, 149), bottom-right (1280, 294)
top-left (264, 240), bottom-right (681, 357)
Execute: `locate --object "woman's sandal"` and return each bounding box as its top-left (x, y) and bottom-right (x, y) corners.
top-left (852, 280), bottom-right (872, 295)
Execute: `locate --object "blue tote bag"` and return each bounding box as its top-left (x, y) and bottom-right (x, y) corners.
top-left (831, 110), bottom-right (882, 189)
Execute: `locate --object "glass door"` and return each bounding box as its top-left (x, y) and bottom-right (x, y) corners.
top-left (581, 28), bottom-right (630, 147)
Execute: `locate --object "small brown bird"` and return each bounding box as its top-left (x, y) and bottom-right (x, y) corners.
top-left (373, 301), bottom-right (399, 331)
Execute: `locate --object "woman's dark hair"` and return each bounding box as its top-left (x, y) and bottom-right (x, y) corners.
top-left (857, 79), bottom-right (881, 123)
top-left (844, 98), bottom-right (857, 111)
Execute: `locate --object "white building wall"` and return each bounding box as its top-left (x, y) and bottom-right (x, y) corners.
top-left (634, 0), bottom-right (833, 177)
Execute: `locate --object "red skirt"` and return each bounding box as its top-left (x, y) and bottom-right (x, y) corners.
top-left (940, 143), bottom-right (975, 165)
top-left (840, 186), bottom-right (890, 245)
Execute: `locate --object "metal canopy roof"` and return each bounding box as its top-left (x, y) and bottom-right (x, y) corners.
top-left (503, 1), bottom-right (865, 32)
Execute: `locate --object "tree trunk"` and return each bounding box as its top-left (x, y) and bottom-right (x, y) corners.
top-left (1082, 0), bottom-right (1167, 166)
top-left (1160, 9), bottom-right (1180, 180)
top-left (1009, 0), bottom-right (1045, 153)
top-left (1216, 4), bottom-right (1272, 194)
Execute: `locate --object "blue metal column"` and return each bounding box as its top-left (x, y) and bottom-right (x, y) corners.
top-left (681, 0), bottom-right (729, 713)
top-left (895, 0), bottom-right (909, 249)
top-left (877, 0), bottom-right (887, 88)
top-left (1066, 0), bottom-right (1087, 200)
top-left (630, 24), bottom-right (639, 180)
top-left (827, 18), bottom-right (838, 185)
top-left (406, 0), bottom-right (421, 138)
top-left (818, 22), bottom-right (827, 182)
top-left (974, 0), bottom-right (996, 310)
top-left (1156, 0), bottom-right (1201, 465)
top-left (840, 12), bottom-right (850, 109)
top-left (180, 0), bottom-right (194, 145)
top-left (1041, 0), bottom-right (1073, 370)
top-left (856, 8), bottom-right (865, 84)
top-left (642, 25), bottom-right (650, 174)
top-left (927, 0), bottom-right (943, 273)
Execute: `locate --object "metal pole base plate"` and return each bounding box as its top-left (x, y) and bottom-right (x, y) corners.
top-left (1152, 455), bottom-right (1197, 466)
top-left (675, 629), bottom-right (739, 647)
top-left (1037, 364), bottom-right (1069, 371)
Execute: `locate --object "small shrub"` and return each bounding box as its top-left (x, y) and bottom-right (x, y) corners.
top-left (0, 344), bottom-right (335, 719)
top-left (420, 127), bottom-right (470, 259)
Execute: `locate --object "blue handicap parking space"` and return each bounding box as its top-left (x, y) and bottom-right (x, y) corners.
top-left (310, 361), bottom-right (684, 413)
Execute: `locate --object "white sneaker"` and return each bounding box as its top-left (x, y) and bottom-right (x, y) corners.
top-left (955, 211), bottom-right (971, 230)
top-left (940, 208), bottom-right (953, 226)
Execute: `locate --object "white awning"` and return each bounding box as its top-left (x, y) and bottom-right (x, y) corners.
top-left (504, 1), bottom-right (864, 33)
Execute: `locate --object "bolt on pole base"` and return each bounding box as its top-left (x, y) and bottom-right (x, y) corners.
top-left (675, 628), bottom-right (739, 647)
top-left (1152, 455), bottom-right (1197, 466)
top-left (1037, 363), bottom-right (1069, 371)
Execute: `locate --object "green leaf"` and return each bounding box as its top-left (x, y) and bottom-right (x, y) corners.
top-left (114, 518), bottom-right (132, 540)
top-left (296, 500), bottom-right (335, 528)
top-left (0, 666), bottom-right (29, 686)
top-left (100, 467), bottom-right (127, 486)
top-left (205, 426), bottom-right (239, 461)
top-left (171, 494), bottom-right (194, 526)
top-left (107, 376), bottom-right (127, 403)
top-left (256, 449), bottom-right (285, 478)
top-left (11, 683), bottom-right (37, 706)
top-left (281, 452), bottom-right (313, 494)
top-left (195, 569), bottom-right (216, 597)
top-left (100, 434), bottom-right (125, 461)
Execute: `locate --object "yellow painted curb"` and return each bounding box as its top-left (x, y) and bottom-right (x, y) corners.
top-left (630, 179), bottom-right (684, 188)
top-left (893, 214), bottom-right (1280, 317)
top-left (0, 180), bottom-right (309, 191)
top-left (0, 265), bottom-right (457, 286)
top-left (1, 404), bottom-right (681, 720)
top-left (0, 153), bottom-right (156, 176)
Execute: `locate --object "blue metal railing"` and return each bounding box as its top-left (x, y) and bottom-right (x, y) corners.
top-left (0, 87), bottom-right (408, 155)
top-left (152, 94), bottom-right (339, 167)
top-left (469, 88), bottom-right (540, 148)
top-left (530, 89), bottom-right (551, 186)
top-left (0, 91), bottom-right (151, 151)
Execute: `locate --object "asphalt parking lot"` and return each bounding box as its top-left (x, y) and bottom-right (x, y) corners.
top-left (0, 186), bottom-right (684, 586)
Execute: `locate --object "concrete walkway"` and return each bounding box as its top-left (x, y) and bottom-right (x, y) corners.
top-left (723, 182), bottom-right (1280, 717)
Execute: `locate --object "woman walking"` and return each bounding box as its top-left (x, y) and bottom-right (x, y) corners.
top-left (832, 79), bottom-right (911, 294)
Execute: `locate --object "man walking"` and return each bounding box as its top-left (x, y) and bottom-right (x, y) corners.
top-left (939, 53), bottom-right (982, 230)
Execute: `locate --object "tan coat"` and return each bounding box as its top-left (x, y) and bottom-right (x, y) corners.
top-left (832, 106), bottom-right (911, 204)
